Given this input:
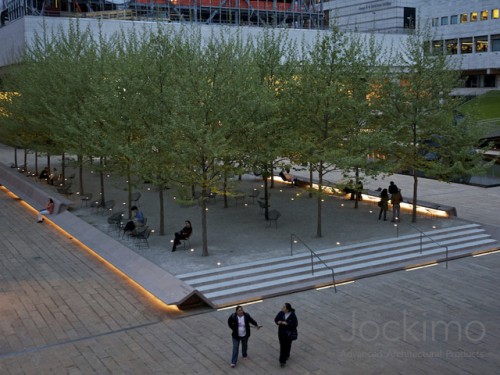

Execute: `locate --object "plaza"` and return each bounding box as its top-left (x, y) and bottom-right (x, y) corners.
top-left (1, 143), bottom-right (500, 373)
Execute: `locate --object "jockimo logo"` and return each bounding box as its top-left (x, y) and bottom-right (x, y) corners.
top-left (340, 310), bottom-right (486, 343)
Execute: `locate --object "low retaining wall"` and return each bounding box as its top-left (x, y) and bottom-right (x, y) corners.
top-left (0, 162), bottom-right (211, 310)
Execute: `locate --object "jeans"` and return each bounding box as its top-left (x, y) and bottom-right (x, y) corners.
top-left (392, 204), bottom-right (400, 222)
top-left (231, 336), bottom-right (248, 365)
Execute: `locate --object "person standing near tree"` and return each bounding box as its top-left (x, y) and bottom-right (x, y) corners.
top-left (274, 302), bottom-right (298, 368)
top-left (391, 189), bottom-right (403, 222)
top-left (227, 305), bottom-right (261, 368)
top-left (378, 188), bottom-right (389, 221)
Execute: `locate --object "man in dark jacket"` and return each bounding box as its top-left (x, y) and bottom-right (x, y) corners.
top-left (227, 306), bottom-right (261, 368)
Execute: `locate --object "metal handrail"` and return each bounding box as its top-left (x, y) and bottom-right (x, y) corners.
top-left (407, 223), bottom-right (449, 269)
top-left (290, 234), bottom-right (337, 292)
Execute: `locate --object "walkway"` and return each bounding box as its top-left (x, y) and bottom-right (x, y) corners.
top-left (1, 187), bottom-right (500, 374)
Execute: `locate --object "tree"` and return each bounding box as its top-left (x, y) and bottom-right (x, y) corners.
top-left (378, 24), bottom-right (488, 222)
top-left (287, 28), bottom-right (351, 237)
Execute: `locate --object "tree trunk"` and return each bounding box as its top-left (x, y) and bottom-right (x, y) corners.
top-left (35, 150), bottom-right (39, 176)
top-left (13, 146), bottom-right (18, 168)
top-left (61, 152), bottom-right (66, 185)
top-left (201, 195), bottom-right (208, 256)
top-left (309, 164), bottom-right (314, 198)
top-left (23, 149), bottom-right (28, 172)
top-left (99, 157), bottom-right (105, 207)
top-left (316, 163), bottom-right (323, 237)
top-left (412, 171), bottom-right (418, 223)
top-left (159, 185), bottom-right (165, 236)
top-left (127, 163), bottom-right (132, 219)
top-left (78, 154), bottom-right (84, 195)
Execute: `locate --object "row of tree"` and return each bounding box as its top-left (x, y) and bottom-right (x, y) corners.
top-left (0, 22), bottom-right (488, 256)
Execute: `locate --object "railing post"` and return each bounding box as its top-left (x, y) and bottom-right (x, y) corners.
top-left (420, 233), bottom-right (423, 254)
top-left (445, 245), bottom-right (449, 269)
top-left (311, 252), bottom-right (314, 275)
top-left (290, 234), bottom-right (294, 256)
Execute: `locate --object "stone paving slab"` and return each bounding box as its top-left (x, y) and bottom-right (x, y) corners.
top-left (1, 183), bottom-right (500, 373)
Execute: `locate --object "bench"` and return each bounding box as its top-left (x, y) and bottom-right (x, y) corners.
top-left (0, 163), bottom-right (73, 215)
top-left (292, 175), bottom-right (457, 218)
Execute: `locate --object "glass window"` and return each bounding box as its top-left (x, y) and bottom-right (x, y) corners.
top-left (492, 35), bottom-right (500, 52)
top-left (432, 40), bottom-right (443, 54)
top-left (493, 9), bottom-right (500, 19)
top-left (470, 12), bottom-right (478, 22)
top-left (460, 38), bottom-right (473, 54)
top-left (460, 13), bottom-right (468, 23)
top-left (475, 36), bottom-right (488, 52)
top-left (432, 17), bottom-right (439, 27)
top-left (446, 39), bottom-right (458, 55)
top-left (441, 16), bottom-right (448, 26)
top-left (481, 10), bottom-right (488, 20)
top-left (451, 15), bottom-right (458, 24)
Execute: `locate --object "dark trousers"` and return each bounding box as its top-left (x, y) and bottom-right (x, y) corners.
top-left (174, 232), bottom-right (186, 245)
top-left (279, 336), bottom-right (292, 364)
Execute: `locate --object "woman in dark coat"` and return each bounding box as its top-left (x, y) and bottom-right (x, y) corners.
top-left (378, 188), bottom-right (389, 221)
top-left (274, 302), bottom-right (298, 368)
top-left (171, 220), bottom-right (192, 251)
top-left (227, 305), bottom-right (261, 368)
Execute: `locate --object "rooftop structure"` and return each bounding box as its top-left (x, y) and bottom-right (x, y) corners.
top-left (0, 0), bottom-right (327, 29)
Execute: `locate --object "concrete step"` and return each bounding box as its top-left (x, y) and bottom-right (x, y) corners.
top-left (177, 224), bottom-right (498, 308)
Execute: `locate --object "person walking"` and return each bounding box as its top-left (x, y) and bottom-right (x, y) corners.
top-left (227, 305), bottom-right (261, 368)
top-left (378, 188), bottom-right (389, 221)
top-left (274, 302), bottom-right (298, 368)
top-left (391, 189), bottom-right (403, 222)
top-left (37, 198), bottom-right (54, 223)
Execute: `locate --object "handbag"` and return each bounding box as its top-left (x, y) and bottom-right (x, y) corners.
top-left (287, 329), bottom-right (298, 341)
top-left (377, 201), bottom-right (382, 207)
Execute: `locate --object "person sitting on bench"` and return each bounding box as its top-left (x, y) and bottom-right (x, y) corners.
top-left (172, 220), bottom-right (192, 252)
top-left (279, 169), bottom-right (297, 185)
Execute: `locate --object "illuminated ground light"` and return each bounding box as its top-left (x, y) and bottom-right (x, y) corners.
top-left (0, 185), bottom-right (178, 313)
top-left (217, 300), bottom-right (263, 311)
top-left (316, 281), bottom-right (354, 291)
top-left (405, 263), bottom-right (438, 271)
top-left (473, 250), bottom-right (500, 257)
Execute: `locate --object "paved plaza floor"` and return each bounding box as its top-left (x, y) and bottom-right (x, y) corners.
top-left (1, 186), bottom-right (500, 374)
top-left (1, 144), bottom-right (500, 373)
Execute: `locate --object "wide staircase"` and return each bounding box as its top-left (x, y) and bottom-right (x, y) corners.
top-left (177, 223), bottom-right (498, 308)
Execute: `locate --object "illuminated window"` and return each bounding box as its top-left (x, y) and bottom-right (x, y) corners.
top-left (470, 12), bottom-right (478, 22)
top-left (493, 9), bottom-right (500, 19)
top-left (432, 40), bottom-right (443, 53)
top-left (481, 10), bottom-right (488, 20)
top-left (460, 38), bottom-right (473, 54)
top-left (460, 13), bottom-right (468, 23)
top-left (441, 16), bottom-right (448, 26)
top-left (450, 15), bottom-right (458, 24)
top-left (446, 39), bottom-right (458, 55)
top-left (475, 36), bottom-right (488, 52)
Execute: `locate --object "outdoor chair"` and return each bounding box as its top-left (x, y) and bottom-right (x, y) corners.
top-left (80, 193), bottom-right (93, 208)
top-left (267, 210), bottom-right (281, 229)
top-left (100, 200), bottom-right (115, 215)
top-left (107, 211), bottom-right (124, 234)
top-left (258, 199), bottom-right (270, 214)
top-left (56, 183), bottom-right (73, 197)
top-left (90, 199), bottom-right (101, 214)
top-left (135, 227), bottom-right (152, 250)
top-left (248, 189), bottom-right (260, 203)
top-left (180, 231), bottom-right (192, 249)
top-left (131, 191), bottom-right (141, 206)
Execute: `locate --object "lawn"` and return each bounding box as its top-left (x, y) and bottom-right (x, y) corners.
top-left (459, 90), bottom-right (500, 121)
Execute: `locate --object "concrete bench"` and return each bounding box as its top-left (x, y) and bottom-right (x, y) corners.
top-left (292, 176), bottom-right (457, 217)
top-left (0, 163), bottom-right (73, 214)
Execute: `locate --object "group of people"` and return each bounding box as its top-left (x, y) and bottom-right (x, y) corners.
top-left (227, 303), bottom-right (298, 369)
top-left (378, 181), bottom-right (403, 222)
